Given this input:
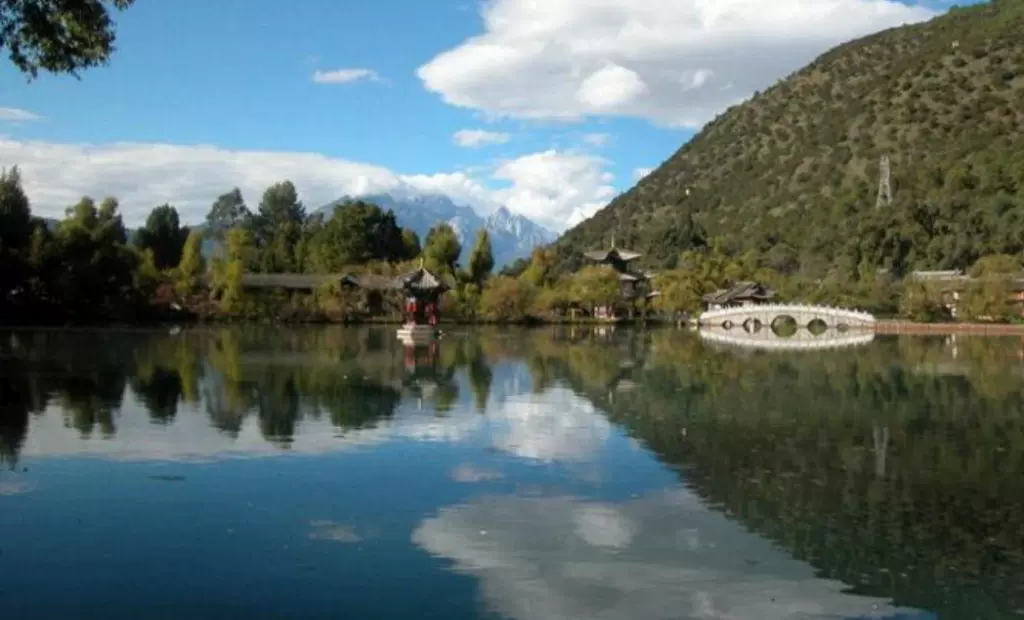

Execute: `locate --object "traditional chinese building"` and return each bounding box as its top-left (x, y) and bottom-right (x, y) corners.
top-left (394, 262), bottom-right (449, 344)
top-left (583, 239), bottom-right (658, 320)
top-left (702, 281), bottom-right (777, 310)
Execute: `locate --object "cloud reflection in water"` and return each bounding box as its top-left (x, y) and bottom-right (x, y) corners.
top-left (413, 490), bottom-right (930, 620)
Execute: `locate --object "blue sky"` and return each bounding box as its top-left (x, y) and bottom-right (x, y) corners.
top-left (0, 0), bottom-right (966, 230)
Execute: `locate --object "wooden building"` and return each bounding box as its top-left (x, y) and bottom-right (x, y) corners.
top-left (583, 240), bottom-right (658, 320)
top-left (702, 281), bottom-right (777, 310)
top-left (908, 270), bottom-right (1024, 319)
top-left (237, 270), bottom-right (424, 317)
top-left (394, 264), bottom-right (449, 326)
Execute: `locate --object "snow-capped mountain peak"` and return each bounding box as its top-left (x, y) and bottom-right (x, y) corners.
top-left (316, 193), bottom-right (555, 267)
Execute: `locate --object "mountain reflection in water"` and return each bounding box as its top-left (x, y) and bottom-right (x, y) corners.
top-left (1, 326), bottom-right (1022, 619)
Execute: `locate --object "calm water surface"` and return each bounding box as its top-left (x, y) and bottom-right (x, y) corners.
top-left (1, 326), bottom-right (1023, 619)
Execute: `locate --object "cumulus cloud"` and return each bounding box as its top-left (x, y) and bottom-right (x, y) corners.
top-left (413, 490), bottom-right (924, 620)
top-left (0, 107), bottom-right (41, 122)
top-left (312, 68), bottom-right (382, 84)
top-left (0, 139), bottom-right (614, 231)
top-left (453, 129), bottom-right (512, 148)
top-left (416, 0), bottom-right (937, 127)
top-left (491, 149), bottom-right (616, 229)
top-left (633, 167), bottom-right (653, 181)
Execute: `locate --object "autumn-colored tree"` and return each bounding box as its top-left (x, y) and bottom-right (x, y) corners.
top-left (175, 229), bottom-right (205, 297)
top-left (652, 270), bottom-right (704, 315)
top-left (899, 280), bottom-right (949, 322)
top-left (520, 247), bottom-right (555, 287)
top-left (480, 276), bottom-right (536, 322)
top-left (571, 265), bottom-right (621, 310)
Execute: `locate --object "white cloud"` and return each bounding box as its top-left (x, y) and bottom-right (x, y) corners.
top-left (416, 0), bottom-right (936, 127)
top-left (0, 107), bottom-right (41, 122)
top-left (312, 68), bottom-right (382, 84)
top-left (0, 138), bottom-right (613, 231)
top-left (633, 167), bottom-right (653, 181)
top-left (491, 149), bottom-right (616, 229)
top-left (581, 132), bottom-right (611, 147)
top-left (452, 128), bottom-right (512, 148)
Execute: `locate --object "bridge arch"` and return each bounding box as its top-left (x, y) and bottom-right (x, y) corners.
top-left (807, 318), bottom-right (829, 335)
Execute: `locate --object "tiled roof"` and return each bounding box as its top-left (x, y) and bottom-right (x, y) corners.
top-left (240, 272), bottom-right (406, 291)
top-left (583, 248), bottom-right (643, 262)
top-left (702, 281), bottom-right (777, 303)
top-left (394, 267), bottom-right (450, 292)
top-left (345, 273), bottom-right (398, 291)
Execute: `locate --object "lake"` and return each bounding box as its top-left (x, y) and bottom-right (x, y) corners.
top-left (1, 326), bottom-right (1023, 619)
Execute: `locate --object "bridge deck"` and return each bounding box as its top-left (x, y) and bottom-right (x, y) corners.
top-left (699, 303), bottom-right (875, 328)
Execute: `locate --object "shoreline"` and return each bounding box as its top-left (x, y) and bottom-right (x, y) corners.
top-left (6, 317), bottom-right (1024, 335)
top-left (873, 321), bottom-right (1024, 335)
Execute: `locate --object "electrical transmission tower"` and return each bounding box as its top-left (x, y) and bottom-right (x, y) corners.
top-left (876, 155), bottom-right (892, 208)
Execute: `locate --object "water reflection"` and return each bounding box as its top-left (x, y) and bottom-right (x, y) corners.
top-left (413, 490), bottom-right (923, 620)
top-left (699, 326), bottom-right (875, 351)
top-left (1, 327), bottom-right (1024, 618)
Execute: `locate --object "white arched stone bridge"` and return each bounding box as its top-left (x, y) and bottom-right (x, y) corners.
top-left (698, 304), bottom-right (876, 331)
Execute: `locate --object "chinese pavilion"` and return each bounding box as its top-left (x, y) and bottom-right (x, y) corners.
top-left (583, 238), bottom-right (658, 320)
top-left (394, 261), bottom-right (449, 344)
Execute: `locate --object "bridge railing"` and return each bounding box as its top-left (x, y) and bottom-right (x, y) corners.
top-left (698, 303), bottom-right (876, 323)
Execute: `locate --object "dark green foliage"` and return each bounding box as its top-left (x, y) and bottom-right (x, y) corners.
top-left (552, 1), bottom-right (1024, 277)
top-left (205, 188), bottom-right (250, 241)
top-left (0, 166), bottom-right (32, 250)
top-left (253, 181), bottom-right (305, 273)
top-left (0, 167), bottom-right (33, 312)
top-left (1, 0), bottom-right (135, 78)
top-left (401, 228), bottom-right (421, 260)
top-left (134, 204), bottom-right (190, 270)
top-left (21, 196), bottom-right (142, 320)
top-left (467, 229), bottom-right (495, 285)
top-left (302, 201), bottom-right (411, 272)
top-left (423, 223), bottom-right (462, 276)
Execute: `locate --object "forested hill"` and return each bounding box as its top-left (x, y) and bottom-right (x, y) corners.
top-left (551, 1), bottom-right (1024, 278)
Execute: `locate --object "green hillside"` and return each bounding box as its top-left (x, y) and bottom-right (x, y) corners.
top-left (552, 1), bottom-right (1024, 278)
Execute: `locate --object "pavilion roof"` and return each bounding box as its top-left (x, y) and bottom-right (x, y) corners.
top-left (394, 266), bottom-right (449, 292)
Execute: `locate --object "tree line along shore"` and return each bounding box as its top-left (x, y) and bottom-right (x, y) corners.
top-left (3, 167), bottom-right (1024, 327)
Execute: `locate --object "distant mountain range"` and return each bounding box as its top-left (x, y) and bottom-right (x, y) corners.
top-left (40, 191), bottom-right (555, 268)
top-left (317, 193), bottom-right (556, 268)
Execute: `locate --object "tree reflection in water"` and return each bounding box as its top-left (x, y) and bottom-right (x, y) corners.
top-left (531, 329), bottom-right (1024, 619)
top-left (1, 327), bottom-right (1023, 617)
